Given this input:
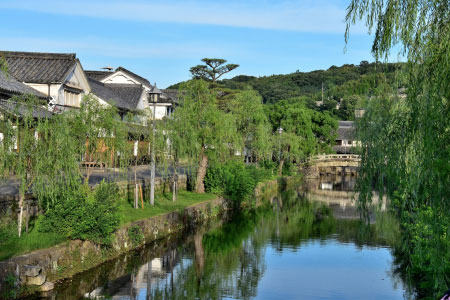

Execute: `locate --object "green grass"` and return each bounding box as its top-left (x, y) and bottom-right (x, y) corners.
top-left (0, 191), bottom-right (217, 261)
top-left (0, 223), bottom-right (67, 261)
top-left (119, 190), bottom-right (217, 225)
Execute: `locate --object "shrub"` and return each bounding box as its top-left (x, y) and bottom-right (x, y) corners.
top-left (205, 161), bottom-right (256, 210)
top-left (128, 225), bottom-right (144, 246)
top-left (38, 181), bottom-right (120, 245)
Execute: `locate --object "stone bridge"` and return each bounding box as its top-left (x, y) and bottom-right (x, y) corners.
top-left (302, 154), bottom-right (361, 178)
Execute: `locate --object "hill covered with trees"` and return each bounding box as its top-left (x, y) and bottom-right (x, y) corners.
top-left (169, 61), bottom-right (405, 120)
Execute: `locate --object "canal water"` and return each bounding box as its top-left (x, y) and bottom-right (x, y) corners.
top-left (34, 176), bottom-right (412, 300)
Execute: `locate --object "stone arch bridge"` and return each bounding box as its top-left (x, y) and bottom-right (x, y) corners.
top-left (302, 154), bottom-right (361, 178)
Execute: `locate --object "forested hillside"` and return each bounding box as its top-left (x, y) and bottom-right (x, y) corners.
top-left (220, 61), bottom-right (404, 103)
top-left (169, 61), bottom-right (405, 120)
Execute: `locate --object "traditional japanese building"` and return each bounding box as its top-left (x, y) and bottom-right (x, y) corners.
top-left (85, 67), bottom-right (176, 120)
top-left (0, 51), bottom-right (91, 112)
top-left (334, 121), bottom-right (358, 154)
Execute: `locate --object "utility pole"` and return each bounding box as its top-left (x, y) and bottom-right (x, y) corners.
top-left (148, 84), bottom-right (162, 206)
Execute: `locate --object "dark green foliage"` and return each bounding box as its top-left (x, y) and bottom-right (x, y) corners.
top-left (220, 62), bottom-right (403, 105)
top-left (204, 161), bottom-right (256, 209)
top-left (347, 0), bottom-right (450, 297)
top-left (38, 182), bottom-right (120, 245)
top-left (128, 225), bottom-right (144, 246)
top-left (190, 58), bottom-right (239, 82)
top-left (0, 273), bottom-right (18, 300)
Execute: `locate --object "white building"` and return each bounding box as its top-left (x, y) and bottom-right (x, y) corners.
top-left (85, 67), bottom-right (176, 120)
top-left (1, 51), bottom-right (91, 112)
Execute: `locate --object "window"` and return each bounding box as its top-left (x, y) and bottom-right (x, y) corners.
top-left (64, 90), bottom-right (81, 107)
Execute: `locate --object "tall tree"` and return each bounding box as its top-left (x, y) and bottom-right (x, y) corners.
top-left (169, 80), bottom-right (240, 193)
top-left (227, 90), bottom-right (272, 162)
top-left (68, 95), bottom-right (130, 184)
top-left (190, 58), bottom-right (239, 82)
top-left (0, 96), bottom-right (79, 236)
top-left (346, 0), bottom-right (450, 297)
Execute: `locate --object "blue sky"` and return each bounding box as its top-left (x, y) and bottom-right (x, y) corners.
top-left (0, 0), bottom-right (378, 88)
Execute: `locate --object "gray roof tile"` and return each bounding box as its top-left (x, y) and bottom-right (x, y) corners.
top-left (0, 71), bottom-right (47, 98)
top-left (1, 51), bottom-right (77, 83)
top-left (0, 99), bottom-right (53, 119)
top-left (88, 78), bottom-right (138, 111)
top-left (85, 70), bottom-right (112, 81)
top-left (105, 83), bottom-right (143, 110)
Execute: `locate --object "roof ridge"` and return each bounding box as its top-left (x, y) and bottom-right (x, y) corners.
top-left (0, 51), bottom-right (76, 59)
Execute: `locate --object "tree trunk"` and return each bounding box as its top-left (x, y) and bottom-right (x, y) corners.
top-left (25, 204), bottom-right (29, 233)
top-left (196, 150), bottom-right (208, 193)
top-left (278, 158), bottom-right (285, 176)
top-left (172, 160), bottom-right (178, 202)
top-left (134, 159), bottom-right (138, 209)
top-left (17, 194), bottom-right (24, 237)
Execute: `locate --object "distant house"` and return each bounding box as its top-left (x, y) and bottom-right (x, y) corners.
top-left (85, 67), bottom-right (176, 120)
top-left (334, 121), bottom-right (358, 154)
top-left (1, 51), bottom-right (92, 112)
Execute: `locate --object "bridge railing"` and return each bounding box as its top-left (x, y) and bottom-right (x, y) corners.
top-left (307, 154), bottom-right (361, 163)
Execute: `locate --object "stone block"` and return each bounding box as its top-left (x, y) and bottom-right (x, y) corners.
top-left (40, 281), bottom-right (54, 292)
top-left (27, 274), bottom-right (46, 286)
top-left (23, 265), bottom-right (41, 277)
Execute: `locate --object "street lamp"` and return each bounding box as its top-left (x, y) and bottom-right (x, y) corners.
top-left (148, 83), bottom-right (162, 206)
top-left (277, 127), bottom-right (283, 163)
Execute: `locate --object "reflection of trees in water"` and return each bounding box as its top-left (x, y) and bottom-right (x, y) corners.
top-left (57, 184), bottom-right (410, 300)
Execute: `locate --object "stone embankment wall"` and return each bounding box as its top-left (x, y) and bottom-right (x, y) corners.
top-left (0, 196), bottom-right (228, 295)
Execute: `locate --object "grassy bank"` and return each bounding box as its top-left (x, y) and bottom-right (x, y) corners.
top-left (0, 191), bottom-right (216, 261)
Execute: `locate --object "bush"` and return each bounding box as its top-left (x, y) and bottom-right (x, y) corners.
top-left (205, 161), bottom-right (256, 210)
top-left (38, 181), bottom-right (120, 245)
top-left (258, 159), bottom-right (276, 172)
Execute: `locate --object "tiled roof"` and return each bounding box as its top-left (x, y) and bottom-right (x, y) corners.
top-left (338, 121), bottom-right (354, 127)
top-left (161, 89), bottom-right (179, 103)
top-left (0, 99), bottom-right (53, 119)
top-left (1, 51), bottom-right (77, 83)
top-left (104, 83), bottom-right (144, 111)
top-left (85, 70), bottom-right (112, 81)
top-left (88, 78), bottom-right (136, 111)
top-left (336, 126), bottom-right (354, 141)
top-left (0, 71), bottom-right (47, 98)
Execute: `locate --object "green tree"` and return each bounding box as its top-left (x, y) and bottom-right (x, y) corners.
top-left (227, 90), bottom-right (272, 162)
top-left (67, 95), bottom-right (130, 184)
top-left (190, 58), bottom-right (239, 82)
top-left (170, 80), bottom-right (241, 193)
top-left (346, 0), bottom-right (450, 297)
top-left (0, 55), bottom-right (7, 74)
top-left (0, 96), bottom-right (79, 236)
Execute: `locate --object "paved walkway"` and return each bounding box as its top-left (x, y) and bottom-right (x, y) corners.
top-left (0, 165), bottom-right (189, 197)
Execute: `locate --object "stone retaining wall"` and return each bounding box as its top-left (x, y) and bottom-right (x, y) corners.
top-left (0, 196), bottom-right (228, 295)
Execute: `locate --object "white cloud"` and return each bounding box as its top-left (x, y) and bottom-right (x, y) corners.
top-left (0, 0), bottom-right (367, 34)
top-left (0, 36), bottom-right (231, 59)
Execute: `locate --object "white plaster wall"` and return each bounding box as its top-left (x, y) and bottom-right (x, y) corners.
top-left (102, 72), bottom-right (139, 85)
top-left (148, 105), bottom-right (169, 120)
top-left (26, 83), bottom-right (60, 100)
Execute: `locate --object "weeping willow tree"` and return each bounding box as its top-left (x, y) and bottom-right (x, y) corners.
top-left (0, 96), bottom-right (78, 236)
top-left (169, 80), bottom-right (241, 193)
top-left (226, 90), bottom-right (272, 163)
top-left (346, 0), bottom-right (450, 297)
top-left (67, 94), bottom-right (130, 184)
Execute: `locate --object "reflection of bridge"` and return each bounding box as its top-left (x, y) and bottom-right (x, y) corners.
top-left (303, 154), bottom-right (361, 178)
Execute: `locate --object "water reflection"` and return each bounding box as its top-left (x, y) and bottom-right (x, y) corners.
top-left (35, 179), bottom-right (411, 300)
